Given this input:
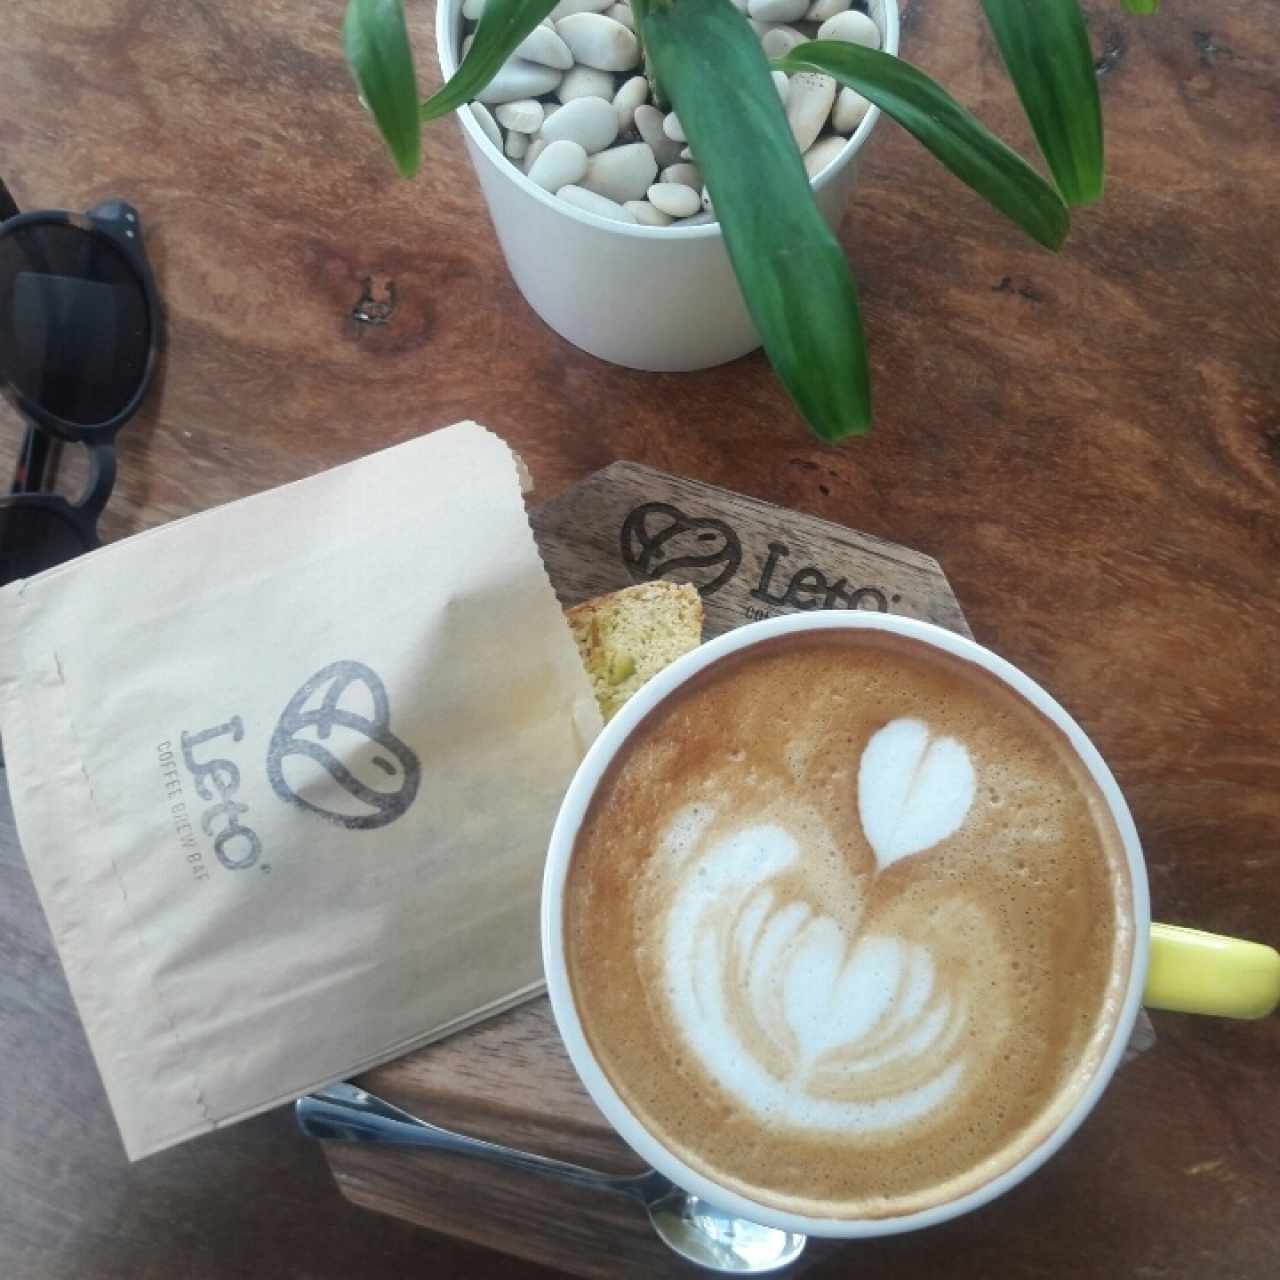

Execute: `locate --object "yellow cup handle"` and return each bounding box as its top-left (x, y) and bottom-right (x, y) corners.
top-left (1145, 923), bottom-right (1280, 1019)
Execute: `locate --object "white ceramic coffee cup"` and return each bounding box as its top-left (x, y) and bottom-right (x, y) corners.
top-left (542, 610), bottom-right (1152, 1238)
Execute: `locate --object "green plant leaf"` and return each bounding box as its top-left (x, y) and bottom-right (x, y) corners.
top-left (778, 42), bottom-right (1069, 251)
top-left (421, 0), bottom-right (561, 121)
top-left (640, 0), bottom-right (870, 440)
top-left (344, 0), bottom-right (422, 178)
top-left (978, 0), bottom-right (1104, 205)
top-left (1122, 0), bottom-right (1159, 13)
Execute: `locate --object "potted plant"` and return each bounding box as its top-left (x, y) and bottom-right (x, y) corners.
top-left (344, 0), bottom-right (1160, 440)
top-left (421, 0), bottom-right (901, 382)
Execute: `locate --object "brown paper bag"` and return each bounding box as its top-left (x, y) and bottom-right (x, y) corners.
top-left (0, 422), bottom-right (602, 1159)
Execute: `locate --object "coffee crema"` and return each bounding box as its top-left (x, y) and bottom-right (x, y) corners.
top-left (564, 630), bottom-right (1133, 1220)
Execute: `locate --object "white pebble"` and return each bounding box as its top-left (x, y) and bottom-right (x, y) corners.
top-left (505, 130), bottom-right (529, 160)
top-left (543, 103), bottom-right (562, 124)
top-left (831, 85), bottom-right (870, 133)
top-left (805, 0), bottom-right (849, 18)
top-left (514, 25), bottom-right (575, 71)
top-left (461, 33), bottom-right (475, 58)
top-left (647, 181), bottom-right (701, 218)
top-left (701, 185), bottom-right (714, 213)
top-left (495, 99), bottom-right (545, 134)
top-left (660, 162), bottom-right (702, 189)
top-left (540, 94), bottom-right (619, 153)
top-left (803, 134), bottom-right (847, 177)
top-left (477, 59), bottom-right (563, 105)
top-left (613, 75), bottom-right (648, 132)
top-left (771, 69), bottom-right (790, 106)
top-left (606, 2), bottom-right (635, 31)
top-left (556, 184), bottom-right (637, 222)
top-left (529, 138), bottom-right (590, 190)
top-left (523, 136), bottom-right (548, 172)
top-left (673, 211), bottom-right (716, 227)
top-left (679, 146), bottom-right (694, 161)
top-left (556, 14), bottom-right (641, 72)
top-left (785, 71), bottom-right (835, 153)
top-left (549, 0), bottom-right (612, 18)
top-left (761, 25), bottom-right (806, 59)
top-left (624, 199), bottom-right (674, 227)
top-left (817, 9), bottom-right (880, 46)
top-left (462, 0), bottom-right (485, 19)
top-left (556, 64), bottom-right (616, 102)
top-left (748, 0), bottom-right (808, 21)
top-left (662, 111), bottom-right (686, 142)
top-left (469, 102), bottom-right (502, 151)
top-left (634, 104), bottom-right (684, 166)
top-left (581, 141), bottom-right (658, 202)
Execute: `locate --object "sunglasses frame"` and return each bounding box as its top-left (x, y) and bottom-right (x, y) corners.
top-left (0, 183), bottom-right (161, 577)
top-left (0, 190), bottom-right (162, 444)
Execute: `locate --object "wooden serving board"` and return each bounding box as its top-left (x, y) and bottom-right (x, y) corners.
top-left (322, 463), bottom-right (1153, 1277)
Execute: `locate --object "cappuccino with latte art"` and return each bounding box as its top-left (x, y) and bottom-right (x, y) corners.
top-left (564, 629), bottom-right (1134, 1220)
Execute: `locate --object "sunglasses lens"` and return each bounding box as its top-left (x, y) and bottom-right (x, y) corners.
top-left (0, 222), bottom-right (151, 428)
top-left (0, 502), bottom-right (94, 584)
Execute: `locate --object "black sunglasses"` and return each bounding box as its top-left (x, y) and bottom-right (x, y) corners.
top-left (0, 179), bottom-right (161, 587)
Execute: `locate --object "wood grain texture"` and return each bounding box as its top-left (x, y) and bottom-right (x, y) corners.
top-left (2, 0), bottom-right (1278, 1276)
top-left (328, 1010), bottom-right (838, 1277)
top-left (529, 460), bottom-right (974, 633)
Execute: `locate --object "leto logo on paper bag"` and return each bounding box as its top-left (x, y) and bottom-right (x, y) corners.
top-left (165, 660), bottom-right (421, 879)
top-left (266, 661), bottom-right (422, 830)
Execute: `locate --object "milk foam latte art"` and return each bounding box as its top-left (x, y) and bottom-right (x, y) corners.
top-left (564, 630), bottom-right (1134, 1220)
top-left (659, 718), bottom-right (981, 1138)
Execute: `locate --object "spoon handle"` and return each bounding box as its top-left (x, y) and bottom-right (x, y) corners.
top-left (296, 1082), bottom-right (660, 1201)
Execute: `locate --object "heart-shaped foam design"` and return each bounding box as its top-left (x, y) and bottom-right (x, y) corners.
top-left (662, 818), bottom-right (972, 1135)
top-left (654, 717), bottom-right (983, 1136)
top-left (775, 917), bottom-right (942, 1073)
top-left (858, 718), bottom-right (975, 871)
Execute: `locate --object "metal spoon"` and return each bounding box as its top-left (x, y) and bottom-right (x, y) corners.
top-left (296, 1082), bottom-right (806, 1274)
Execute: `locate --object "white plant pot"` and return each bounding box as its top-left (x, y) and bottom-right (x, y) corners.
top-left (437, 0), bottom-right (900, 371)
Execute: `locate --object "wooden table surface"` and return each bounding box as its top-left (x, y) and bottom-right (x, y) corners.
top-left (3, 0), bottom-right (1278, 1277)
